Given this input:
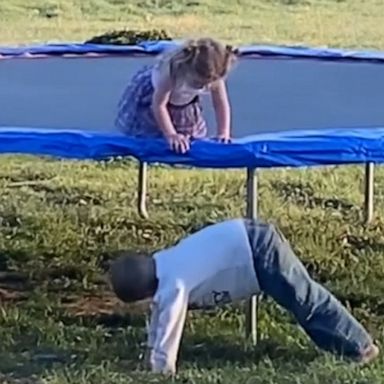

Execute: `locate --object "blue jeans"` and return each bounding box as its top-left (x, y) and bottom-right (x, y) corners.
top-left (244, 219), bottom-right (372, 359)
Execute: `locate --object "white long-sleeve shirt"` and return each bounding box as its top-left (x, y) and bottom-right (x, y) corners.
top-left (147, 218), bottom-right (260, 374)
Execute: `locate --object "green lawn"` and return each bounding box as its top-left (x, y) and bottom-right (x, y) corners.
top-left (1, 0), bottom-right (384, 49)
top-left (1, 0), bottom-right (384, 383)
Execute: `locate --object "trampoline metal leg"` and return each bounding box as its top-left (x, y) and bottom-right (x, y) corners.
top-left (245, 167), bottom-right (259, 346)
top-left (364, 162), bottom-right (374, 224)
top-left (138, 161), bottom-right (149, 219)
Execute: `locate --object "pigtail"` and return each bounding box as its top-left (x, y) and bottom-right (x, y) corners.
top-left (226, 44), bottom-right (239, 56)
top-left (220, 44), bottom-right (238, 77)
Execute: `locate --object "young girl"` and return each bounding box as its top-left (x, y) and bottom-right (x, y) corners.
top-left (115, 37), bottom-right (237, 153)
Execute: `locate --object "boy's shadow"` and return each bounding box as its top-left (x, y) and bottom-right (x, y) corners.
top-left (59, 309), bottom-right (319, 368)
top-left (180, 334), bottom-right (319, 368)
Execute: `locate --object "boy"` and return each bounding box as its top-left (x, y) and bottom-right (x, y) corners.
top-left (109, 218), bottom-right (379, 375)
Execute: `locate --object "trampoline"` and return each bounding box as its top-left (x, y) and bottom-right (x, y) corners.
top-left (1, 40), bottom-right (384, 343)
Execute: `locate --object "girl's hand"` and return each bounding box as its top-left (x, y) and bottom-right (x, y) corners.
top-left (215, 133), bottom-right (232, 144)
top-left (166, 133), bottom-right (190, 153)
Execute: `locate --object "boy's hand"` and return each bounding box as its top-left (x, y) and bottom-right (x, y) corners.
top-left (141, 347), bottom-right (177, 377)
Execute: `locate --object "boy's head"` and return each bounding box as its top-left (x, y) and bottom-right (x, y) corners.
top-left (108, 251), bottom-right (158, 303)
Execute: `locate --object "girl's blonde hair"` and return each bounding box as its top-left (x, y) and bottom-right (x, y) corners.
top-left (159, 37), bottom-right (238, 85)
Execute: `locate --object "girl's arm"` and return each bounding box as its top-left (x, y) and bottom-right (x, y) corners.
top-left (152, 72), bottom-right (190, 153)
top-left (210, 79), bottom-right (231, 142)
top-left (151, 74), bottom-right (177, 138)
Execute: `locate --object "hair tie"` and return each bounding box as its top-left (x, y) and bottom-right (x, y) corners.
top-left (226, 44), bottom-right (239, 55)
top-left (184, 40), bottom-right (198, 54)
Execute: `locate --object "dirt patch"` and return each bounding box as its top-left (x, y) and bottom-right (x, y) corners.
top-left (0, 272), bottom-right (30, 304)
top-left (62, 292), bottom-right (125, 316)
top-left (60, 291), bottom-right (149, 328)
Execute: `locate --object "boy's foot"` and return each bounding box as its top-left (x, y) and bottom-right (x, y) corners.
top-left (357, 344), bottom-right (379, 365)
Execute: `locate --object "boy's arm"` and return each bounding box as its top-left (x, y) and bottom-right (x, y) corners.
top-left (148, 282), bottom-right (189, 375)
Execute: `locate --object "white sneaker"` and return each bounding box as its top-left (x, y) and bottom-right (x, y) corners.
top-left (357, 344), bottom-right (380, 365)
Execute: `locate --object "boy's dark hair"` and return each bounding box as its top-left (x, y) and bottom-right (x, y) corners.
top-left (108, 251), bottom-right (156, 303)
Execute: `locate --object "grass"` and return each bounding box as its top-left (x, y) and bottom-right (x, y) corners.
top-left (1, 160), bottom-right (384, 384)
top-left (1, 0), bottom-right (384, 383)
top-left (1, 0), bottom-right (384, 49)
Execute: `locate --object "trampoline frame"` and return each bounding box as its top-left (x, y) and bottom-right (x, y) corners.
top-left (136, 159), bottom-right (375, 344)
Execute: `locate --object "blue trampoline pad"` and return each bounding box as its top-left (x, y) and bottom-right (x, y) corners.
top-left (1, 41), bottom-right (384, 168)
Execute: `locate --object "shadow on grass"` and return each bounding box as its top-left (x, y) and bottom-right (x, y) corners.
top-left (180, 335), bottom-right (319, 368)
top-left (271, 180), bottom-right (358, 214)
top-left (0, 336), bottom-right (320, 382)
top-left (0, 350), bottom-right (73, 383)
top-left (60, 310), bottom-right (147, 329)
